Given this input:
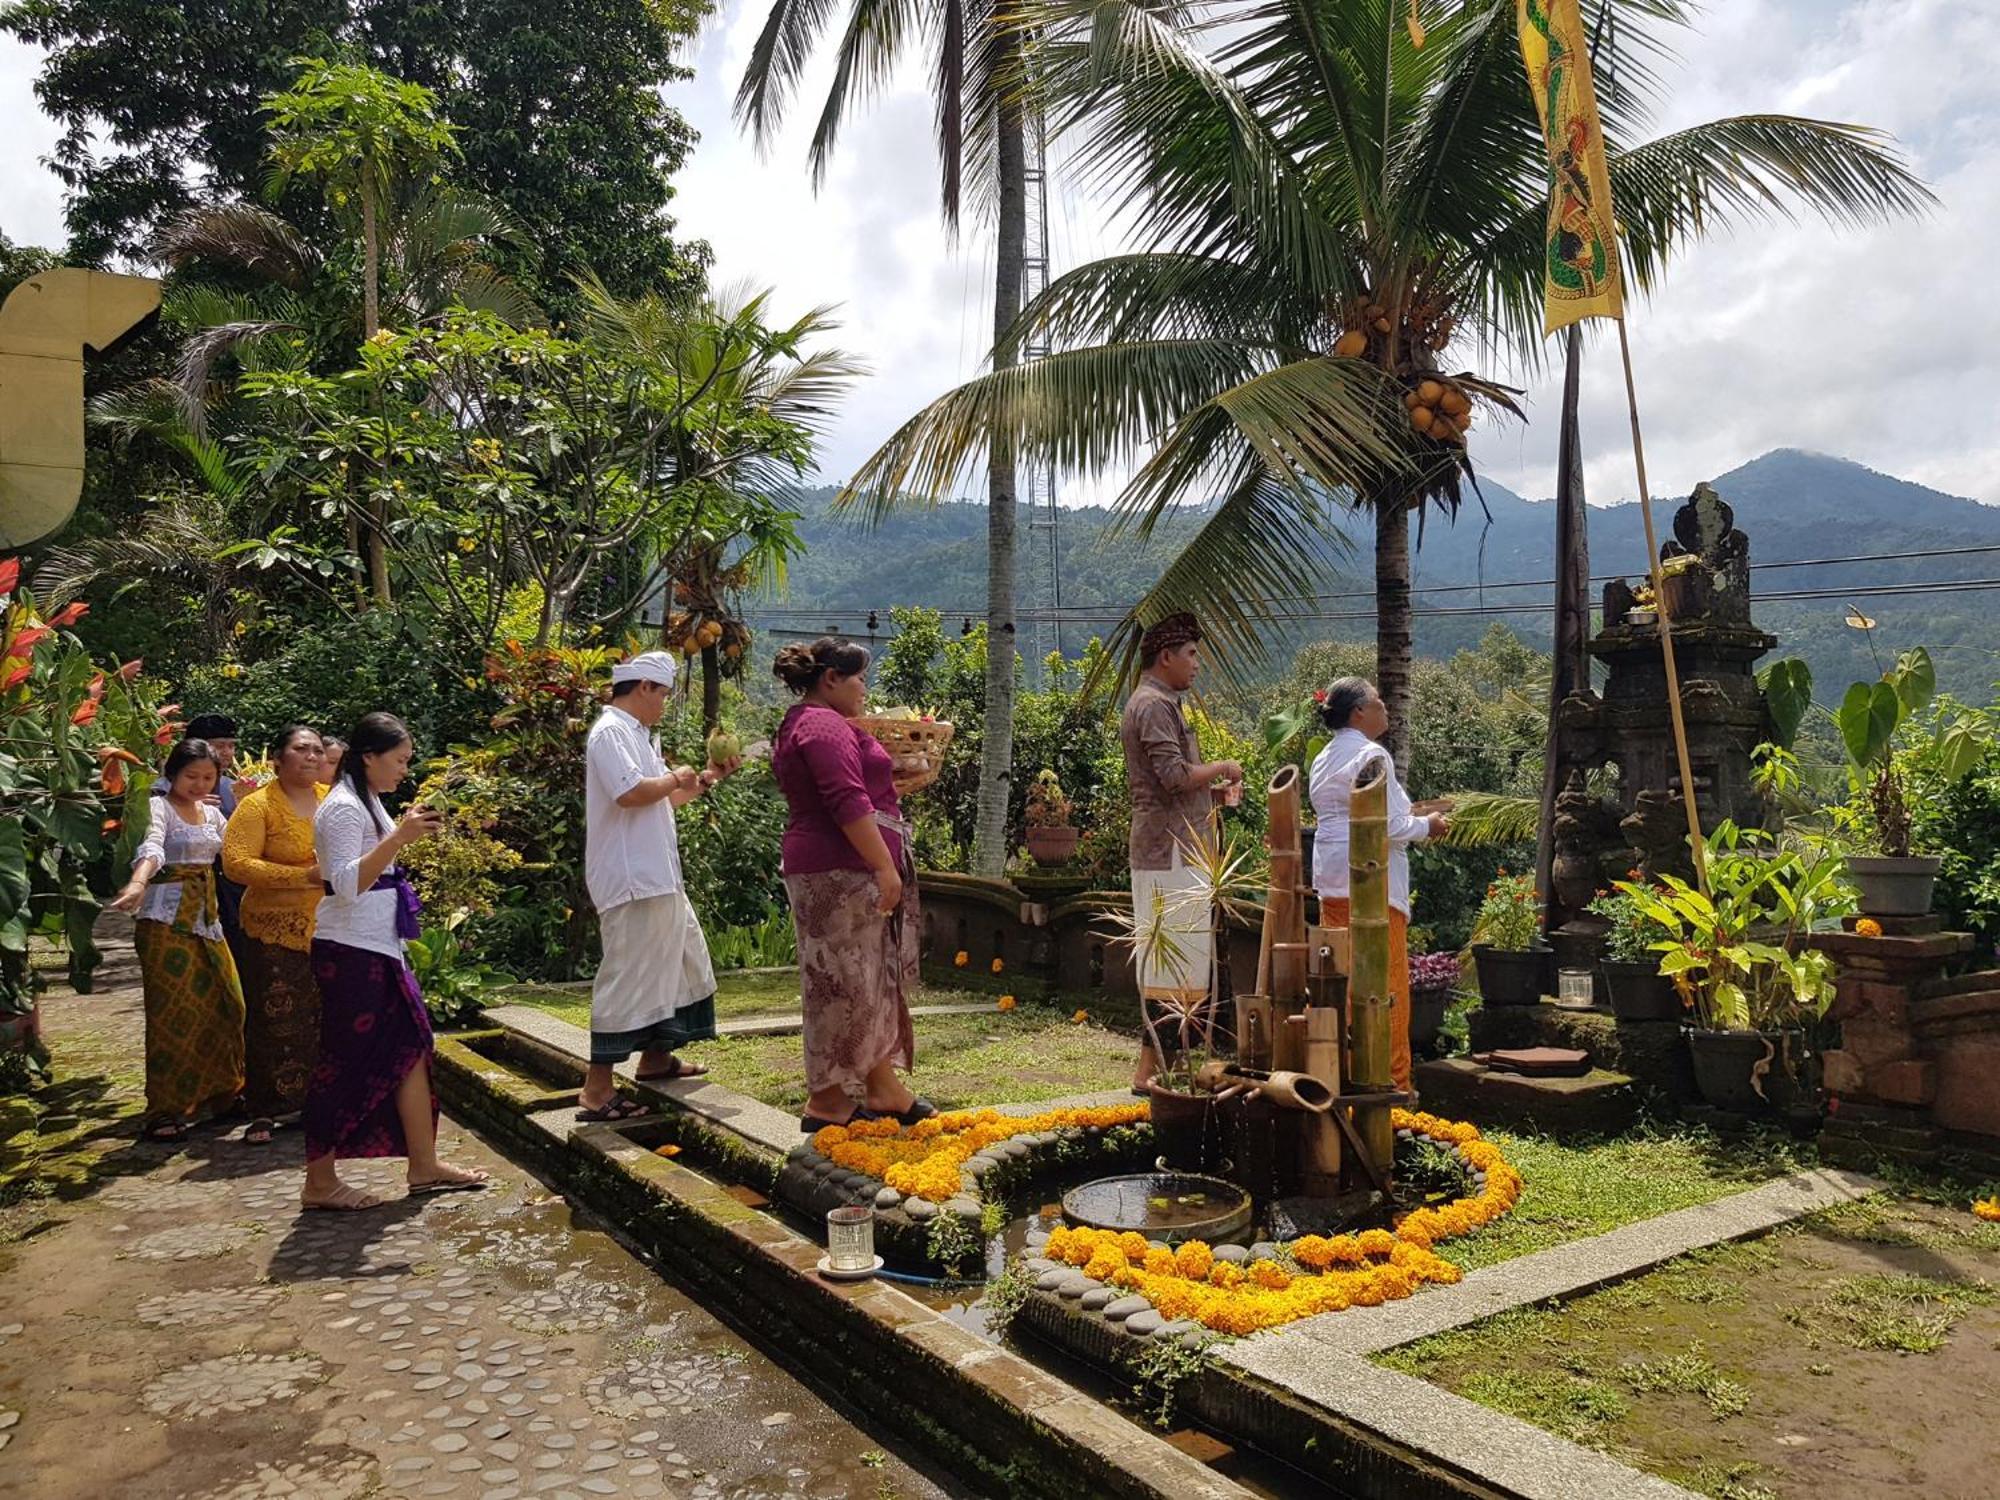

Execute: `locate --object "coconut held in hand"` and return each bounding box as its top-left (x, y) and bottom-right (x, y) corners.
top-left (706, 727), bottom-right (742, 765)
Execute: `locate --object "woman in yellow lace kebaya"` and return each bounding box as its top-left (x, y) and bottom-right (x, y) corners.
top-left (222, 725), bottom-right (328, 1144)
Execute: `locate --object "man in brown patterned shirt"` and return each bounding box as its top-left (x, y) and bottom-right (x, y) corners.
top-left (1121, 613), bottom-right (1243, 1090)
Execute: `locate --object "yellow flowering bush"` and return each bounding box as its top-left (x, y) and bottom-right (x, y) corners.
top-left (1042, 1108), bottom-right (1517, 1335)
top-left (1975, 1196), bottom-right (2000, 1223)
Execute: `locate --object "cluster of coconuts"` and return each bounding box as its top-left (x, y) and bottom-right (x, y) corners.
top-left (1402, 378), bottom-right (1473, 446)
top-left (1329, 290), bottom-right (1470, 445)
top-left (664, 608), bottom-right (752, 661)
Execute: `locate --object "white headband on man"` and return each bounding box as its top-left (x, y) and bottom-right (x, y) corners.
top-left (610, 651), bottom-right (678, 689)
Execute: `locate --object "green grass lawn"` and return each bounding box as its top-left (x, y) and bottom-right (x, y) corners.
top-left (502, 971), bottom-right (1139, 1113)
top-left (505, 967), bottom-right (807, 1027)
top-left (681, 1008), bottom-right (1136, 1114)
top-left (1444, 1125), bottom-right (1816, 1272)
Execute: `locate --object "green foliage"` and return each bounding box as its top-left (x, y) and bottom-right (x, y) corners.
top-left (264, 57), bottom-right (460, 227)
top-left (1907, 746), bottom-right (2000, 953)
top-left (184, 609), bottom-right (486, 755)
top-left (1472, 872), bottom-right (1540, 952)
top-left (703, 908), bottom-right (797, 970)
top-left (980, 1257), bottom-right (1036, 1343)
top-left (1832, 647), bottom-right (1992, 856)
top-left (405, 912), bottom-right (519, 1029)
top-left (1130, 1334), bottom-right (1216, 1429)
top-left (924, 1206), bottom-right (980, 1276)
top-left (1586, 884), bottom-right (1675, 965)
top-left (1616, 823), bottom-right (1853, 1033)
top-left (1758, 658), bottom-right (1813, 750)
top-left (0, 582), bottom-right (175, 1064)
top-left (5, 1), bottom-right (707, 299)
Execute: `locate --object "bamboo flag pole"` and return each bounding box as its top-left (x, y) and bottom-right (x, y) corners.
top-left (1615, 319), bottom-right (1709, 895)
top-left (1518, 0), bottom-right (1710, 895)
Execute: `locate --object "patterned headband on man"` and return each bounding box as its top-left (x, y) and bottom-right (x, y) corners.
top-left (1139, 612), bottom-right (1202, 664)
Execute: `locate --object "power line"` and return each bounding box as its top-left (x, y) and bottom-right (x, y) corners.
top-left (745, 540), bottom-right (2000, 624)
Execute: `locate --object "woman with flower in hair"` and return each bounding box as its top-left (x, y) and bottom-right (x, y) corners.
top-left (1309, 678), bottom-right (1448, 1092)
top-left (108, 738), bottom-right (245, 1140)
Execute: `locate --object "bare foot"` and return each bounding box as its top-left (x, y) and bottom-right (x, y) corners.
top-left (301, 1182), bottom-right (384, 1212)
top-left (408, 1162), bottom-right (492, 1195)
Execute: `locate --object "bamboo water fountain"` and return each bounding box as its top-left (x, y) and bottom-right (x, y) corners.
top-left (1061, 763), bottom-right (1403, 1246)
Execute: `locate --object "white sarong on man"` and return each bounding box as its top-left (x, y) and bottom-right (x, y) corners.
top-left (592, 890), bottom-right (716, 1035)
top-left (585, 698), bottom-right (714, 1038)
top-left (1129, 857), bottom-right (1212, 1005)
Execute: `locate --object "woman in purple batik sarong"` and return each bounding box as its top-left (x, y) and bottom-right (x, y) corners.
top-left (299, 712), bottom-right (489, 1211)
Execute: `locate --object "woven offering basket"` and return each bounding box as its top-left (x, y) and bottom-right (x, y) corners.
top-left (856, 716), bottom-right (955, 795)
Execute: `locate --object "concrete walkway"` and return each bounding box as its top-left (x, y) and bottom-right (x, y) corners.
top-left (1, 984), bottom-right (955, 1500)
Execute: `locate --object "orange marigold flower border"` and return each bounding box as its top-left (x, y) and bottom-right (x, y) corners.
top-left (811, 1104), bottom-right (1151, 1204)
top-left (1037, 1108), bottom-right (1521, 1336)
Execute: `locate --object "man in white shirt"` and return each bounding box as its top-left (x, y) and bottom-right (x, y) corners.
top-left (578, 652), bottom-right (738, 1120)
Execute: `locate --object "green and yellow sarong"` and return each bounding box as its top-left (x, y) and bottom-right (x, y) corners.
top-left (136, 862), bottom-right (246, 1125)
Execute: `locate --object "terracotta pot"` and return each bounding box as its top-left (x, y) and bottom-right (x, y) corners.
top-left (1686, 1028), bottom-right (1801, 1115)
top-left (1472, 944), bottom-right (1550, 1006)
top-left (1024, 824), bottom-right (1081, 868)
top-left (1144, 1082), bottom-right (1228, 1173)
top-left (1602, 959), bottom-right (1682, 1023)
top-left (1844, 854), bottom-right (1941, 917)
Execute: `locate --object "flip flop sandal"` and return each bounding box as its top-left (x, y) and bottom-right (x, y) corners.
top-left (245, 1118), bottom-right (276, 1145)
top-left (408, 1175), bottom-right (490, 1196)
top-left (146, 1119), bottom-right (191, 1141)
top-left (576, 1096), bottom-right (653, 1123)
top-left (635, 1056), bottom-right (708, 1082)
top-left (799, 1107), bottom-right (884, 1133)
top-left (300, 1185), bottom-right (383, 1212)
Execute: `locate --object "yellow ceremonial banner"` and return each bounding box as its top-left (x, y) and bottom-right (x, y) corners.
top-left (1517, 0), bottom-right (1625, 333)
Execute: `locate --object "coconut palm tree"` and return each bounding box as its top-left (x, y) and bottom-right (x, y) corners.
top-left (736, 0), bottom-right (1032, 875)
top-left (837, 0), bottom-right (1933, 771)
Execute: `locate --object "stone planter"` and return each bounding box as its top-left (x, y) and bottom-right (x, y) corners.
top-left (1144, 1083), bottom-right (1227, 1173)
top-left (1845, 854), bottom-right (1942, 918)
top-left (1024, 824), bottom-right (1081, 868)
top-left (1686, 1027), bottom-right (1799, 1114)
top-left (1410, 984), bottom-right (1452, 1056)
top-left (1602, 958), bottom-right (1682, 1023)
top-left (1472, 944), bottom-right (1550, 1007)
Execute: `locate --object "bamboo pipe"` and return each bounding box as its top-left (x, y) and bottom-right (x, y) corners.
top-left (1303, 1006), bottom-right (1342, 1195)
top-left (1263, 764), bottom-right (1308, 1002)
top-left (1194, 1060), bottom-right (1333, 1113)
top-left (1234, 993), bottom-right (1274, 1071)
top-left (1346, 757), bottom-right (1395, 1172)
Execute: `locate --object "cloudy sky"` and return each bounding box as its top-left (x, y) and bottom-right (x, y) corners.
top-left (4, 0), bottom-right (1996, 507)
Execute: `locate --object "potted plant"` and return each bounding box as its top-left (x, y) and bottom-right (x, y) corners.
top-left (1833, 646), bottom-right (1990, 916)
top-left (1587, 881), bottom-right (1681, 1022)
top-left (1469, 871), bottom-right (1549, 1005)
top-left (1618, 823), bottom-right (1850, 1115)
top-left (1023, 768), bottom-right (1081, 868)
top-left (1408, 950), bottom-right (1461, 1056)
top-left (1103, 833), bottom-right (1263, 1171)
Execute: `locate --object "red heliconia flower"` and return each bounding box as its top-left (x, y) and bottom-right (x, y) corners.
top-left (0, 661), bottom-right (29, 692)
top-left (117, 658), bottom-right (143, 681)
top-left (86, 672), bottom-right (106, 701)
top-left (70, 699), bottom-right (100, 726)
top-left (7, 624), bottom-right (49, 654)
top-left (48, 601), bottom-right (88, 628)
top-left (155, 720), bottom-right (185, 745)
top-left (102, 818), bottom-right (122, 835)
top-left (0, 558), bottom-right (18, 595)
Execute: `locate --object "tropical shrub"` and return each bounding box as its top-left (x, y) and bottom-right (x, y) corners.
top-left (1470, 872), bottom-right (1540, 952)
top-left (1587, 881), bottom-right (1675, 964)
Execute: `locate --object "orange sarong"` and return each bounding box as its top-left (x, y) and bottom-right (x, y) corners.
top-left (1319, 896), bottom-right (1410, 1093)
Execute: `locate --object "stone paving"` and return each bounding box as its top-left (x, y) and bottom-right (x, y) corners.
top-left (0, 987), bottom-right (956, 1500)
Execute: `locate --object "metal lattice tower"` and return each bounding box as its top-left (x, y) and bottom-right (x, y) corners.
top-left (1021, 102), bottom-right (1063, 662)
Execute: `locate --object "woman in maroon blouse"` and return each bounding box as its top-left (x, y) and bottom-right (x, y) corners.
top-left (771, 638), bottom-right (934, 1132)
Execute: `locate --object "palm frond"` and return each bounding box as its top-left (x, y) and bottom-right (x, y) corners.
top-left (736, 0), bottom-right (851, 146)
top-left (1436, 791), bottom-right (1541, 847)
top-left (155, 201), bottom-right (319, 289)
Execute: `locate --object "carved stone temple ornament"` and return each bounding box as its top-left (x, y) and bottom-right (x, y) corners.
top-left (0, 269), bottom-right (162, 548)
top-left (1544, 484), bottom-right (1783, 946)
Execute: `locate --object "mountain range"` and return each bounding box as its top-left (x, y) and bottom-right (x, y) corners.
top-left (760, 450), bottom-right (2000, 702)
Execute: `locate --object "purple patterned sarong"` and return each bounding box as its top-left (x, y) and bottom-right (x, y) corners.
top-left (303, 938), bottom-right (436, 1161)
